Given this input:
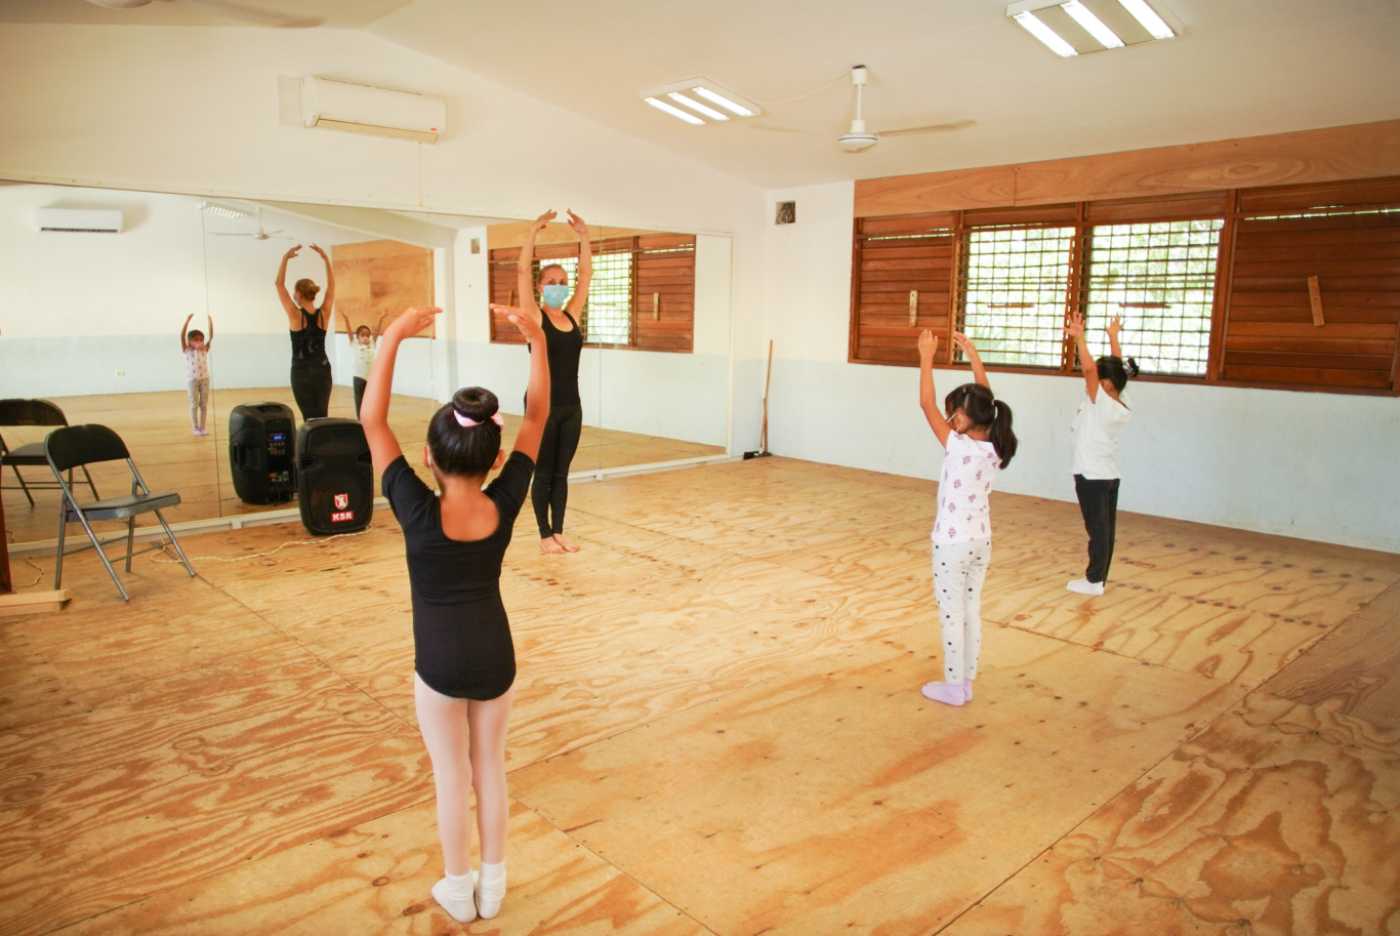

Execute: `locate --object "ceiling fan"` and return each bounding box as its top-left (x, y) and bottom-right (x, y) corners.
top-left (84, 0), bottom-right (324, 28)
top-left (205, 206), bottom-right (291, 241)
top-left (838, 65), bottom-right (973, 153)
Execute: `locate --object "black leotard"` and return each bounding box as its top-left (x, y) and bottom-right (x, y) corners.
top-left (383, 452), bottom-right (535, 700)
top-left (541, 309), bottom-right (582, 407)
top-left (528, 310), bottom-right (584, 536)
top-left (290, 307), bottom-right (331, 420)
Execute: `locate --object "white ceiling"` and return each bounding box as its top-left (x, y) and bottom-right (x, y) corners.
top-left (6, 0), bottom-right (1399, 189)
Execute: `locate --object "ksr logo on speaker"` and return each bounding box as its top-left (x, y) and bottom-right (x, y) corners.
top-left (334, 493), bottom-right (349, 510)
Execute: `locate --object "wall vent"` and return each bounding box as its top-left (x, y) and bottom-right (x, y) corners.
top-left (775, 201), bottom-right (796, 225)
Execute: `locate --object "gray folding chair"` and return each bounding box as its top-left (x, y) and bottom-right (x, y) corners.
top-left (45, 424), bottom-right (195, 601)
top-left (1, 399), bottom-right (100, 507)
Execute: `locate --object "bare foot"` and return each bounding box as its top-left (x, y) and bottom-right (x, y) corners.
top-left (552, 533), bottom-right (580, 553)
top-left (540, 536), bottom-right (566, 555)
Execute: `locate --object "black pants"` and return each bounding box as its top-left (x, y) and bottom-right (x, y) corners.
top-left (290, 359), bottom-right (332, 422)
top-left (1075, 475), bottom-right (1120, 584)
top-left (532, 403), bottom-right (583, 539)
top-left (353, 377), bottom-right (367, 419)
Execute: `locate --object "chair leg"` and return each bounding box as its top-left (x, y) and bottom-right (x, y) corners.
top-left (125, 516), bottom-right (136, 572)
top-left (152, 509), bottom-right (196, 579)
top-left (10, 462), bottom-right (34, 508)
top-left (54, 503), bottom-right (67, 589)
top-left (80, 465), bottom-right (100, 500)
top-left (71, 504), bottom-right (130, 602)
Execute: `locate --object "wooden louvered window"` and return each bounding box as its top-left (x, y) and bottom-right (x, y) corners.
top-left (849, 214), bottom-right (956, 366)
top-left (1221, 179), bottom-right (1400, 391)
top-left (488, 233), bottom-right (696, 352)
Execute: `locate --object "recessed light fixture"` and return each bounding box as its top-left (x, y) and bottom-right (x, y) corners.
top-left (200, 200), bottom-right (252, 219)
top-left (1008, 0), bottom-right (1175, 57)
top-left (641, 78), bottom-right (762, 125)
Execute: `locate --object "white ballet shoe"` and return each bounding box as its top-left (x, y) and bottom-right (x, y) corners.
top-left (1067, 578), bottom-right (1105, 596)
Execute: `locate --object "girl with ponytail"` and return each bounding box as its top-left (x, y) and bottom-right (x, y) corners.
top-left (361, 304), bottom-right (550, 924)
top-left (917, 330), bottom-right (1017, 707)
top-left (1064, 312), bottom-right (1139, 597)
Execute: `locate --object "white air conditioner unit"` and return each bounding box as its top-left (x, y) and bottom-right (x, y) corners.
top-left (300, 76), bottom-right (447, 143)
top-left (33, 208), bottom-right (124, 234)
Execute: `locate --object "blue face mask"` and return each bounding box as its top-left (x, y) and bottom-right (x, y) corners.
top-left (541, 284), bottom-right (570, 308)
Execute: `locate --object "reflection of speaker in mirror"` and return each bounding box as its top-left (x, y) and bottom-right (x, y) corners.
top-left (518, 209), bottom-right (591, 555)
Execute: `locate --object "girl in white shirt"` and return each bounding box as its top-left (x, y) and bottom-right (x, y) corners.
top-left (342, 310), bottom-right (388, 419)
top-left (917, 330), bottom-right (1018, 707)
top-left (1065, 313), bottom-right (1139, 596)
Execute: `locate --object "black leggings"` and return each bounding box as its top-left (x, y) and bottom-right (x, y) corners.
top-left (532, 403), bottom-right (583, 539)
top-left (353, 377), bottom-right (367, 420)
top-left (290, 359), bottom-right (332, 422)
top-left (1075, 475), bottom-right (1120, 584)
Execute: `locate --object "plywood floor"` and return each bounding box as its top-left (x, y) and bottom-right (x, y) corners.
top-left (1, 388), bottom-right (725, 545)
top-left (2, 456), bottom-right (1398, 935)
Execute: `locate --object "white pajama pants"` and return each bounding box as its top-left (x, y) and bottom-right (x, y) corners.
top-left (187, 378), bottom-right (209, 430)
top-left (932, 537), bottom-right (991, 683)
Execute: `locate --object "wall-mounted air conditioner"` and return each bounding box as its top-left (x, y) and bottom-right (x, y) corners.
top-left (300, 76), bottom-right (447, 143)
top-left (33, 208), bottom-right (124, 233)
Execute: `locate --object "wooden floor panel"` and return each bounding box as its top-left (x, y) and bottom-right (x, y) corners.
top-left (942, 692), bottom-right (1400, 936)
top-left (3, 455), bottom-right (1398, 935)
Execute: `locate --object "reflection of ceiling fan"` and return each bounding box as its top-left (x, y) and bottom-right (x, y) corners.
top-left (838, 66), bottom-right (974, 153)
top-left (84, 0), bottom-right (324, 28)
top-left (206, 206), bottom-right (292, 241)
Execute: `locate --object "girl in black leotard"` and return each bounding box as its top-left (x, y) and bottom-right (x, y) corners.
top-left (362, 304), bottom-right (549, 924)
top-left (275, 244), bottom-right (335, 421)
top-left (518, 208), bottom-right (592, 554)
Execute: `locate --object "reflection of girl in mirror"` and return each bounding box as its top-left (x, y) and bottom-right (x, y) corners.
top-left (275, 243), bottom-right (335, 421)
top-left (340, 308), bottom-right (388, 419)
top-left (361, 304), bottom-right (549, 924)
top-left (180, 314), bottom-right (213, 436)
top-left (517, 208), bottom-right (592, 554)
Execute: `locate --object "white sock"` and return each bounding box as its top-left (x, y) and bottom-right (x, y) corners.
top-left (431, 870), bottom-right (477, 923)
top-left (477, 860), bottom-right (507, 919)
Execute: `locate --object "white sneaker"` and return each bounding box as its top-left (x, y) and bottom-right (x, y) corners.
top-left (1067, 578), bottom-right (1105, 596)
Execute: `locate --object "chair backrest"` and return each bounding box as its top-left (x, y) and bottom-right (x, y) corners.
top-left (0, 399), bottom-right (68, 429)
top-left (45, 424), bottom-right (131, 473)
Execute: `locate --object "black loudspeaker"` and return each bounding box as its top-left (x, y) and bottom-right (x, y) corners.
top-left (296, 418), bottom-right (373, 535)
top-left (229, 403), bottom-right (297, 504)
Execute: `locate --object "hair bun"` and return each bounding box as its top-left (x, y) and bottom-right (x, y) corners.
top-left (452, 387), bottom-right (500, 426)
top-left (1125, 357), bottom-right (1141, 378)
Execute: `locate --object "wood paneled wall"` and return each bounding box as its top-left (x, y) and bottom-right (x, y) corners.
top-left (331, 240), bottom-right (435, 339)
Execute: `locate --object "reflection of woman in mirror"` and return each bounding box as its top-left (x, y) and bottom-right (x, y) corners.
top-left (341, 308), bottom-right (388, 419)
top-left (180, 313), bottom-right (213, 437)
top-left (361, 304), bottom-right (549, 923)
top-left (518, 208), bottom-right (591, 554)
top-left (275, 243), bottom-right (335, 421)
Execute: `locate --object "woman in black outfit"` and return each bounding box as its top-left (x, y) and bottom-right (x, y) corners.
top-left (361, 303), bottom-right (549, 923)
top-left (517, 209), bottom-right (591, 554)
top-left (275, 243), bottom-right (335, 421)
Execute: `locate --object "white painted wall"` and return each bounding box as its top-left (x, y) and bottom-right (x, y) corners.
top-left (753, 180), bottom-right (1400, 553)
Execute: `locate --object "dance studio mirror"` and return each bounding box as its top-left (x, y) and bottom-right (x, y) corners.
top-left (0, 181), bottom-right (731, 546)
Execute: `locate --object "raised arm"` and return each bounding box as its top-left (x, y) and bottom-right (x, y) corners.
top-left (180, 314), bottom-right (193, 352)
top-left (490, 304), bottom-right (551, 462)
top-left (565, 209), bottom-right (592, 319)
top-left (310, 244), bottom-right (335, 327)
top-left (275, 244), bottom-right (302, 328)
top-left (515, 211), bottom-right (553, 324)
top-left (373, 311), bottom-right (389, 339)
top-left (918, 330), bottom-right (953, 448)
top-left (338, 308), bottom-right (353, 344)
top-left (362, 305), bottom-right (442, 473)
top-left (1066, 312), bottom-right (1100, 402)
top-left (952, 331), bottom-right (990, 389)
top-left (205, 315), bottom-right (214, 348)
top-left (1106, 314), bottom-right (1124, 359)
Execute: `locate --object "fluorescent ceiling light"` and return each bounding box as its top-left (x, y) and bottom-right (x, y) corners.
top-left (1117, 0), bottom-right (1174, 39)
top-left (200, 200), bottom-right (252, 218)
top-left (640, 78), bottom-right (762, 124)
top-left (1013, 10), bottom-right (1078, 56)
top-left (644, 97), bottom-right (704, 125)
top-left (691, 86), bottom-right (756, 118)
top-left (668, 92), bottom-right (729, 121)
top-left (1063, 0), bottom-right (1124, 47)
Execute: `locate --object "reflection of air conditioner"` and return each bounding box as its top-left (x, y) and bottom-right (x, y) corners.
top-left (300, 76), bottom-right (447, 143)
top-left (34, 208), bottom-right (124, 233)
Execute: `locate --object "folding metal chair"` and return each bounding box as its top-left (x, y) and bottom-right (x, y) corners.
top-left (45, 424), bottom-right (195, 601)
top-left (1, 399), bottom-right (100, 507)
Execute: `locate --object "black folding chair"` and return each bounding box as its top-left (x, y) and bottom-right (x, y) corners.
top-left (1, 399), bottom-right (100, 507)
top-left (45, 424), bottom-right (195, 601)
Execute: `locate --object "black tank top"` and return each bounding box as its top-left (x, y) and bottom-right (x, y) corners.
top-left (290, 307), bottom-right (328, 363)
top-left (540, 310), bottom-right (582, 407)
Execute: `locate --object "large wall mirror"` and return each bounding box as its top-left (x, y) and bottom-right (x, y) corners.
top-left (0, 181), bottom-right (731, 548)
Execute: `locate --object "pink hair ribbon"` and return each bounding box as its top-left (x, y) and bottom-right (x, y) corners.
top-left (454, 410), bottom-right (504, 429)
